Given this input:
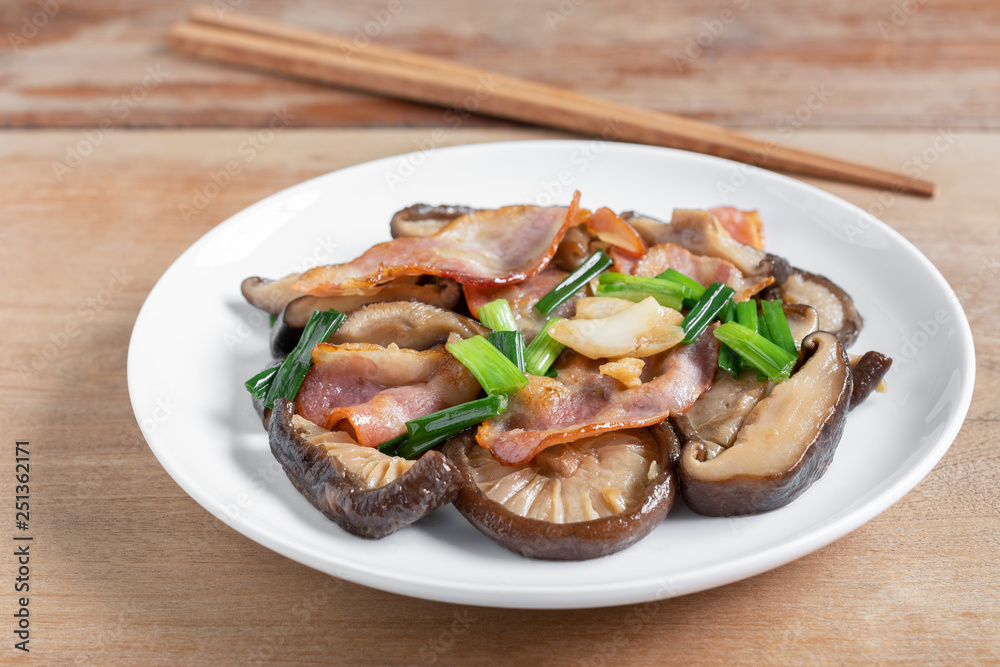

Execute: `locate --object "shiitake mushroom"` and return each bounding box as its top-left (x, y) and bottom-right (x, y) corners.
top-left (677, 331), bottom-right (852, 517)
top-left (778, 269), bottom-right (864, 348)
top-left (444, 427), bottom-right (679, 560)
top-left (389, 203), bottom-right (476, 238)
top-left (269, 283), bottom-right (467, 356)
top-left (850, 351), bottom-right (892, 410)
top-left (269, 399), bottom-right (461, 538)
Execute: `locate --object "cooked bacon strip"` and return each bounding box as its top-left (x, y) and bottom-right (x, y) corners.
top-left (625, 209), bottom-right (767, 276)
top-left (295, 343), bottom-right (480, 447)
top-left (608, 246), bottom-right (640, 275)
top-left (709, 206), bottom-right (765, 249)
top-left (587, 207), bottom-right (647, 257)
top-left (477, 329), bottom-right (720, 465)
top-left (294, 194), bottom-right (585, 295)
top-left (464, 269), bottom-right (582, 343)
top-left (633, 243), bottom-right (773, 302)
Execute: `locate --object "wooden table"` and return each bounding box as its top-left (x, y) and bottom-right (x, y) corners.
top-left (2, 1), bottom-right (998, 663)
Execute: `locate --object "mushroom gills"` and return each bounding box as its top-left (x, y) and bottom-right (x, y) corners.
top-left (468, 431), bottom-right (660, 523)
top-left (445, 427), bottom-right (678, 560)
top-left (268, 399), bottom-right (461, 539)
top-left (678, 331), bottom-right (852, 516)
top-left (292, 415), bottom-right (415, 489)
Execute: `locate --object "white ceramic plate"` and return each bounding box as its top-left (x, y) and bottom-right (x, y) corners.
top-left (128, 140), bottom-right (975, 609)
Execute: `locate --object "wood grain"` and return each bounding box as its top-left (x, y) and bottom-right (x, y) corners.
top-left (2, 0), bottom-right (999, 129)
top-left (0, 128), bottom-right (996, 664)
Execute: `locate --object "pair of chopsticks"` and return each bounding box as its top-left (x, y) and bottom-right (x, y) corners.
top-left (169, 7), bottom-right (934, 197)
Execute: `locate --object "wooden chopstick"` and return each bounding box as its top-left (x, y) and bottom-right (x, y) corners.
top-left (170, 8), bottom-right (935, 197)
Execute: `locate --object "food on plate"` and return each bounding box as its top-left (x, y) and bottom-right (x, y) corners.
top-left (269, 399), bottom-right (461, 538)
top-left (240, 193), bottom-right (891, 559)
top-left (445, 426), bottom-right (678, 560)
top-left (674, 331), bottom-right (852, 516)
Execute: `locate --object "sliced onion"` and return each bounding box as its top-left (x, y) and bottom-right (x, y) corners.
top-left (549, 297), bottom-right (685, 359)
top-left (574, 296), bottom-right (637, 319)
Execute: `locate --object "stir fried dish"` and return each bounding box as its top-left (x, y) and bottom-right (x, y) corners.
top-left (241, 193), bottom-right (891, 560)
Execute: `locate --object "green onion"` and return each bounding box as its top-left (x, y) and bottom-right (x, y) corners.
top-left (269, 314), bottom-right (277, 328)
top-left (397, 394), bottom-right (508, 459)
top-left (597, 272), bottom-right (692, 300)
top-left (524, 317), bottom-right (566, 376)
top-left (761, 299), bottom-right (798, 356)
top-left (264, 308), bottom-right (346, 409)
top-left (717, 301), bottom-right (741, 378)
top-left (447, 335), bottom-right (528, 395)
top-left (735, 300), bottom-right (759, 334)
top-left (714, 322), bottom-right (798, 382)
top-left (487, 330), bottom-right (526, 372)
top-left (376, 433), bottom-right (407, 456)
top-left (754, 308), bottom-right (770, 382)
top-left (733, 300), bottom-right (765, 379)
top-left (244, 365), bottom-right (278, 399)
top-left (681, 283), bottom-right (736, 343)
top-left (478, 298), bottom-right (518, 332)
top-left (656, 268), bottom-right (707, 301)
top-left (594, 285), bottom-right (684, 310)
top-left (534, 250), bottom-right (612, 315)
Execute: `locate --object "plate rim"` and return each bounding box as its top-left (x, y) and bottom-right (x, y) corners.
top-left (127, 138), bottom-right (976, 609)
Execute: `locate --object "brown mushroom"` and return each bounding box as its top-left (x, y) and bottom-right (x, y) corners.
top-left (783, 302), bottom-right (821, 348)
top-left (444, 426), bottom-right (678, 560)
top-left (269, 278), bottom-right (464, 356)
top-left (622, 209), bottom-right (769, 277)
top-left (241, 274), bottom-right (302, 315)
top-left (849, 351), bottom-right (892, 410)
top-left (551, 225), bottom-right (597, 272)
top-left (269, 399), bottom-right (462, 538)
top-left (778, 269), bottom-right (863, 348)
top-left (684, 370), bottom-right (771, 451)
top-left (389, 203), bottom-right (476, 238)
top-left (677, 331), bottom-right (852, 516)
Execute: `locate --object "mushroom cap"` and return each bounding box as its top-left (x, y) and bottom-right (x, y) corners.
top-left (269, 399), bottom-right (461, 539)
top-left (779, 269), bottom-right (863, 348)
top-left (849, 350), bottom-right (893, 410)
top-left (269, 279), bottom-right (464, 357)
top-left (241, 273), bottom-right (302, 315)
top-left (389, 203), bottom-right (476, 238)
top-left (677, 331), bottom-right (853, 516)
top-left (445, 427), bottom-right (678, 560)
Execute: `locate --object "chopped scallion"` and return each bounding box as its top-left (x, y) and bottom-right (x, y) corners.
top-left (717, 301), bottom-right (741, 379)
top-left (534, 250), bottom-right (612, 315)
top-left (524, 317), bottom-right (565, 376)
top-left (263, 308), bottom-right (345, 409)
top-left (478, 298), bottom-right (518, 332)
top-left (656, 268), bottom-right (707, 301)
top-left (760, 299), bottom-right (798, 356)
top-left (594, 284), bottom-right (684, 310)
top-left (244, 365), bottom-right (278, 399)
top-left (376, 433), bottom-right (407, 456)
top-left (597, 272), bottom-right (692, 300)
top-left (397, 394), bottom-right (508, 459)
top-left (681, 283), bottom-right (736, 343)
top-left (714, 322), bottom-right (798, 382)
top-left (447, 335), bottom-right (528, 395)
top-left (735, 300), bottom-right (759, 334)
top-left (487, 330), bottom-right (526, 372)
